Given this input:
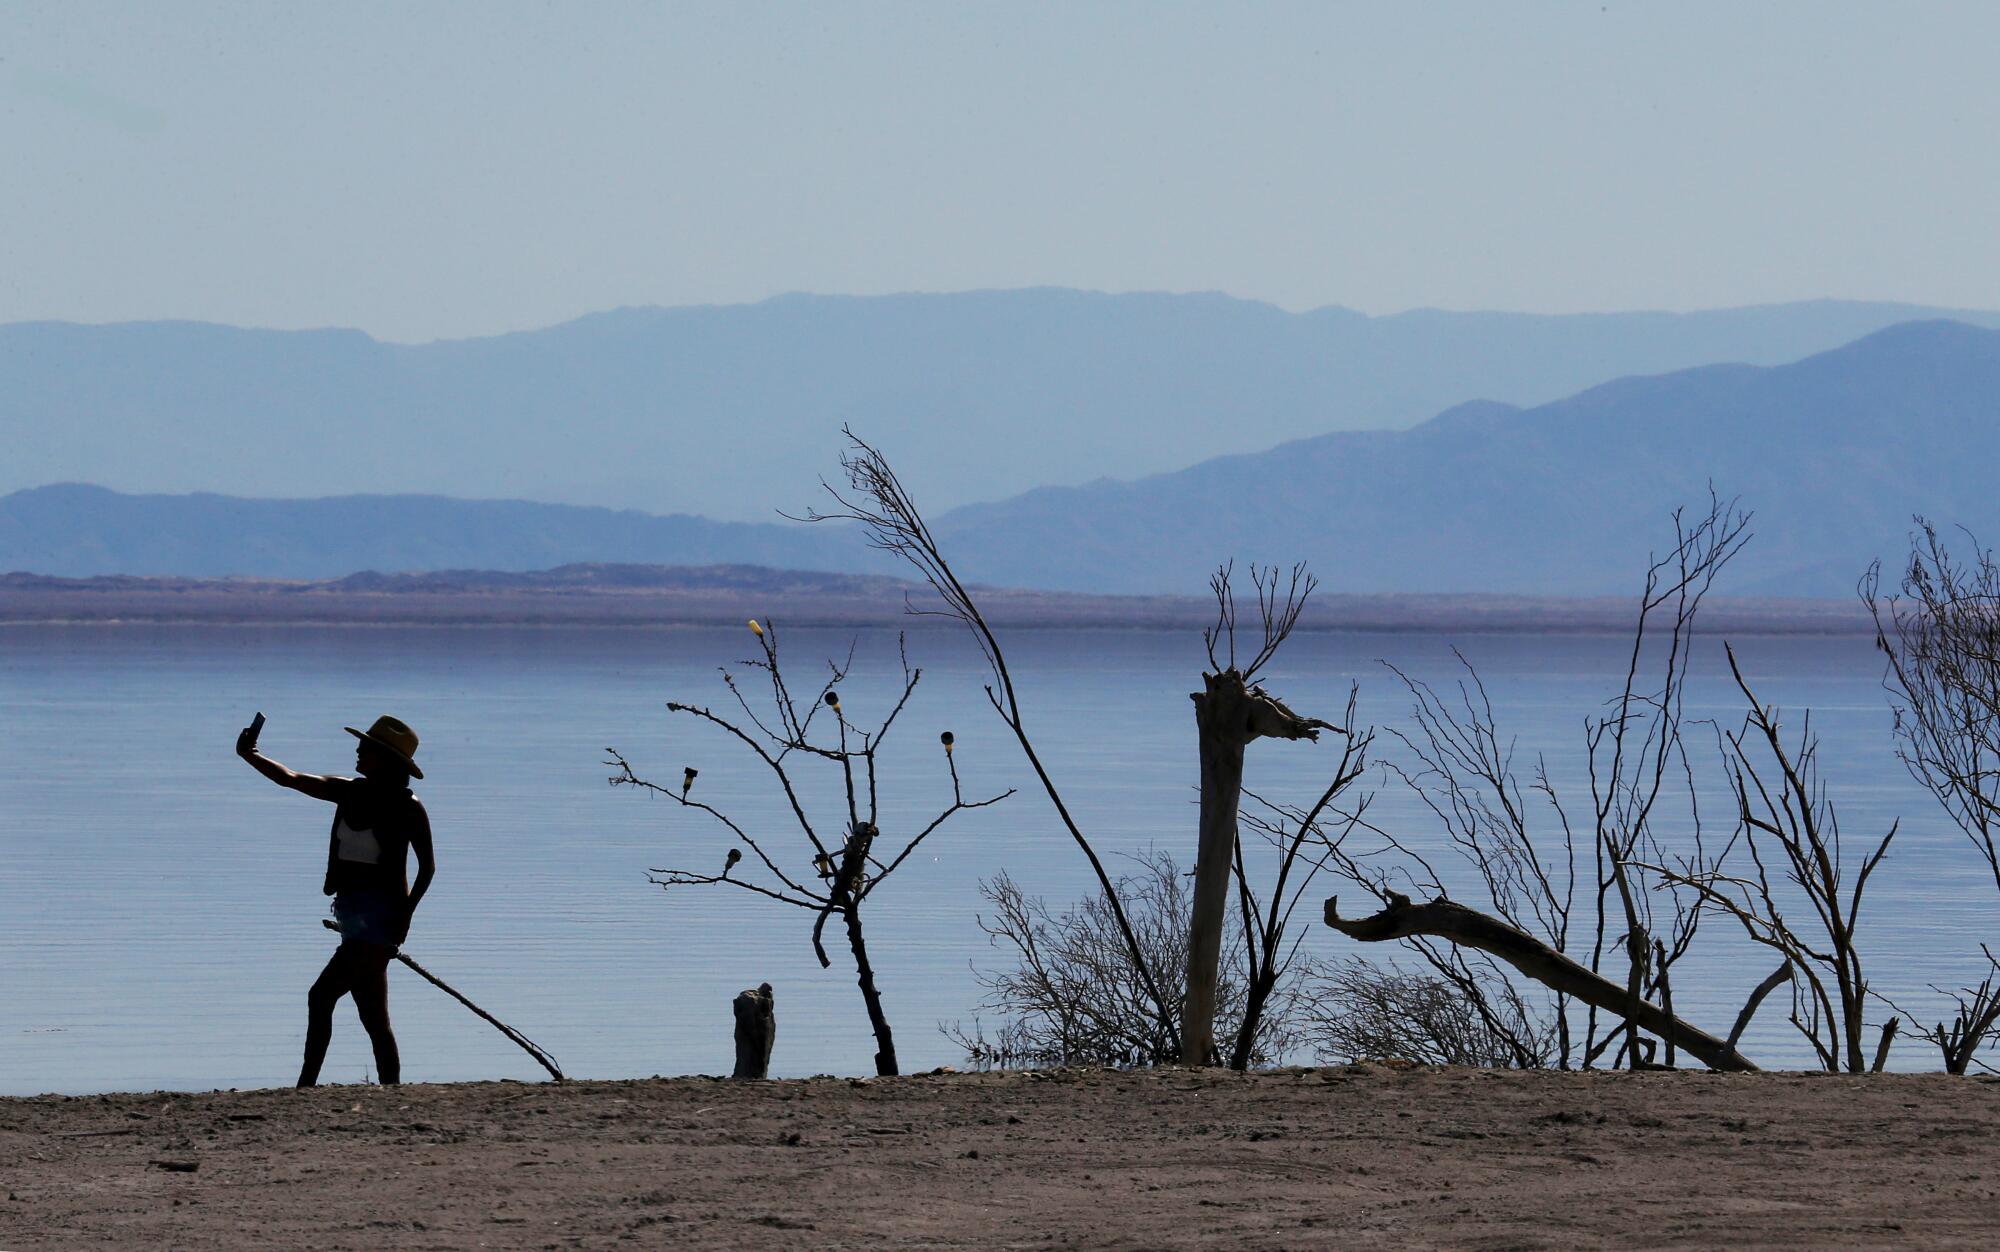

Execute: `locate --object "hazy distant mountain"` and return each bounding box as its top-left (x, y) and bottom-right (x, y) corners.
top-left (0, 484), bottom-right (872, 579)
top-left (8, 289), bottom-right (2000, 522)
top-left (926, 320), bottom-right (2000, 597)
top-left (8, 320), bottom-right (1999, 598)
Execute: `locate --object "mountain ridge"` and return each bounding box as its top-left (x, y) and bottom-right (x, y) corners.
top-left (0, 482), bottom-right (875, 580)
top-left (926, 318), bottom-right (2000, 596)
top-left (7, 318), bottom-right (1999, 597)
top-left (10, 288), bottom-right (2000, 522)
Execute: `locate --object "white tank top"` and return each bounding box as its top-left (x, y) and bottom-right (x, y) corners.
top-left (334, 814), bottom-right (383, 865)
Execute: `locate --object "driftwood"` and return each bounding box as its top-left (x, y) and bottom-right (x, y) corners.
top-left (320, 919), bottom-right (564, 1081)
top-left (1322, 893), bottom-right (1758, 1072)
top-left (733, 983), bottom-right (776, 1079)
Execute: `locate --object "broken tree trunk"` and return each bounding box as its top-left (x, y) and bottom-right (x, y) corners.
top-left (1182, 671), bottom-right (1329, 1065)
top-left (1728, 961), bottom-right (1794, 1051)
top-left (733, 983), bottom-right (776, 1079)
top-left (1322, 893), bottom-right (1758, 1073)
top-left (1871, 1017), bottom-right (1899, 1074)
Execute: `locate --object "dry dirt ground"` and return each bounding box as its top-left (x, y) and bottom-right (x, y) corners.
top-left (3, 1065), bottom-right (1998, 1250)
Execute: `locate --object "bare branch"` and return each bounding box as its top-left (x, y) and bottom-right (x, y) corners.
top-left (803, 428), bottom-right (1180, 1051)
top-left (647, 867), bottom-right (824, 911)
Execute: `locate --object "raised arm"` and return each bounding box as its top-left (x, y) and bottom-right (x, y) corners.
top-left (399, 802), bottom-right (436, 944)
top-left (236, 727), bottom-right (349, 803)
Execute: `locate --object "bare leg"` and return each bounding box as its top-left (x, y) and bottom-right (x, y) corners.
top-left (349, 944), bottom-right (401, 1085)
top-left (299, 948), bottom-right (355, 1088)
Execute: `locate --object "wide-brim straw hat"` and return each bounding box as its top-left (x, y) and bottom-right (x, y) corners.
top-left (345, 715), bottom-right (423, 779)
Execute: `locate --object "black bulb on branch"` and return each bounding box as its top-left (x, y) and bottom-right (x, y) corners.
top-left (724, 847), bottom-right (742, 873)
top-left (824, 690), bottom-right (841, 710)
top-left (940, 730), bottom-right (955, 754)
top-left (682, 766), bottom-right (698, 795)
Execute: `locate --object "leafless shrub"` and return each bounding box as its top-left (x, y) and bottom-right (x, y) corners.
top-left (1299, 956), bottom-right (1556, 1068)
top-left (948, 852), bottom-right (1306, 1070)
top-left (1879, 949), bottom-right (2000, 1075)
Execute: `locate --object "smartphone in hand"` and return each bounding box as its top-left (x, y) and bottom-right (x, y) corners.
top-left (246, 711), bottom-right (266, 747)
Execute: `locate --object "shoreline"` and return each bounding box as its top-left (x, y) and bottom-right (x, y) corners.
top-left (4, 1066), bottom-right (1995, 1248)
top-left (0, 571), bottom-right (1877, 637)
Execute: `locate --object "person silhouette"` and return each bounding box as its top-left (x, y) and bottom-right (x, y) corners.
top-left (237, 715), bottom-right (435, 1087)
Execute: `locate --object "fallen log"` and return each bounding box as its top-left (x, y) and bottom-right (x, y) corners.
top-left (1323, 893), bottom-right (1758, 1073)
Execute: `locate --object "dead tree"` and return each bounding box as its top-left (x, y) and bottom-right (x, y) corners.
top-left (1382, 652), bottom-right (1581, 1066)
top-left (802, 430), bottom-right (1181, 1053)
top-left (607, 624), bottom-right (1010, 1076)
top-left (1313, 498), bottom-right (1751, 1070)
top-left (1357, 497), bottom-right (1746, 1071)
top-left (1641, 645), bottom-right (1896, 1072)
top-left (1184, 562), bottom-right (1341, 1065)
top-left (1580, 495), bottom-right (1747, 1068)
top-left (1864, 523), bottom-right (2000, 1075)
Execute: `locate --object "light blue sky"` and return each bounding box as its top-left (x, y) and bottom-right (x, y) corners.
top-left (6, 1), bottom-right (1997, 342)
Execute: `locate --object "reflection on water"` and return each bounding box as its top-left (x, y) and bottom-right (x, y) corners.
top-left (1, 623), bottom-right (1993, 1093)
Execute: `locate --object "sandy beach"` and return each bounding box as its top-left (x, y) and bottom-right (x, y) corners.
top-left (4, 1065), bottom-right (1997, 1249)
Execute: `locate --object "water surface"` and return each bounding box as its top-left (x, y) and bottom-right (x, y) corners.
top-left (3, 622), bottom-right (1993, 1093)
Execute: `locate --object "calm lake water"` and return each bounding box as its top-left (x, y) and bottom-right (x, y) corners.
top-left (3, 622), bottom-right (1995, 1094)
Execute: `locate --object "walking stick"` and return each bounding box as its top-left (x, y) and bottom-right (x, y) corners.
top-left (321, 919), bottom-right (564, 1081)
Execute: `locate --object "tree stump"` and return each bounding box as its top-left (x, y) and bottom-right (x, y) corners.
top-left (733, 983), bottom-right (776, 1079)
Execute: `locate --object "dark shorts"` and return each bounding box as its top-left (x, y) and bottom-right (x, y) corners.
top-left (333, 889), bottom-right (399, 948)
